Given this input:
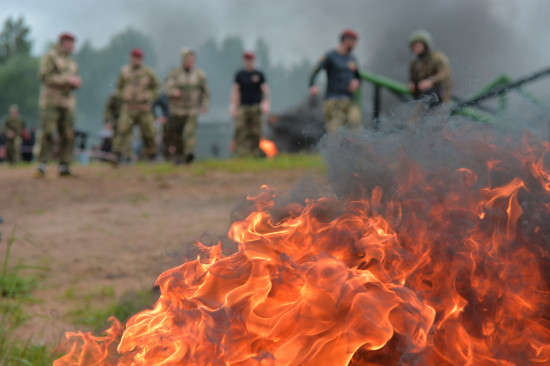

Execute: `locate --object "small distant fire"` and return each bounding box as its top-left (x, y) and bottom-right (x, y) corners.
top-left (54, 131), bottom-right (550, 365)
top-left (259, 138), bottom-right (279, 158)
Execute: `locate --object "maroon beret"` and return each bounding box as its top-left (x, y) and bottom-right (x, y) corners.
top-left (59, 32), bottom-right (76, 42)
top-left (243, 51), bottom-right (255, 60)
top-left (341, 29), bottom-right (358, 40)
top-left (131, 48), bottom-right (144, 58)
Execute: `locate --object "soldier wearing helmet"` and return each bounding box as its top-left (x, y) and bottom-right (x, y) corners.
top-left (112, 48), bottom-right (160, 164)
top-left (35, 32), bottom-right (82, 178)
top-left (309, 29), bottom-right (362, 133)
top-left (163, 48), bottom-right (210, 164)
top-left (408, 30), bottom-right (452, 107)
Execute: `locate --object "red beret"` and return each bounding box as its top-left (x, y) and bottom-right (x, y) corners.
top-left (131, 48), bottom-right (144, 58)
top-left (59, 32), bottom-right (75, 42)
top-left (243, 52), bottom-right (255, 60)
top-left (341, 29), bottom-right (358, 40)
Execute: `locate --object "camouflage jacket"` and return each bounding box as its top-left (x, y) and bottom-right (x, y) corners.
top-left (103, 92), bottom-right (122, 124)
top-left (39, 44), bottom-right (80, 109)
top-left (163, 67), bottom-right (210, 116)
top-left (2, 116), bottom-right (25, 138)
top-left (116, 64), bottom-right (159, 112)
top-left (409, 50), bottom-right (452, 102)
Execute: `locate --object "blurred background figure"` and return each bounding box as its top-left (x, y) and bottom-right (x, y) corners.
top-left (163, 48), bottom-right (209, 165)
top-left (230, 51), bottom-right (270, 157)
top-left (408, 29), bottom-right (452, 121)
top-left (21, 126), bottom-right (36, 163)
top-left (1, 104), bottom-right (25, 164)
top-left (113, 48), bottom-right (159, 164)
top-left (152, 92), bottom-right (170, 160)
top-left (35, 32), bottom-right (82, 178)
top-left (309, 29), bottom-right (361, 133)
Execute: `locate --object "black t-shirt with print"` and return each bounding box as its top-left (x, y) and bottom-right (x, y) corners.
top-left (234, 69), bottom-right (266, 105)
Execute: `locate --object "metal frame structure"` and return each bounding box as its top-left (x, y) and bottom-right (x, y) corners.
top-left (358, 66), bottom-right (550, 127)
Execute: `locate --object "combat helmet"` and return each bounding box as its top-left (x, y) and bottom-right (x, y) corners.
top-left (409, 30), bottom-right (434, 50)
top-left (181, 47), bottom-right (195, 58)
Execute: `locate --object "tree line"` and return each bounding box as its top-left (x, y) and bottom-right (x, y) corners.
top-left (0, 16), bottom-right (314, 136)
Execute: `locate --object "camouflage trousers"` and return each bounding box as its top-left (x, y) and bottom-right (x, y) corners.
top-left (234, 104), bottom-right (263, 157)
top-left (165, 114), bottom-right (197, 161)
top-left (113, 109), bottom-right (157, 159)
top-left (38, 105), bottom-right (75, 164)
top-left (6, 137), bottom-right (21, 164)
top-left (323, 98), bottom-right (362, 133)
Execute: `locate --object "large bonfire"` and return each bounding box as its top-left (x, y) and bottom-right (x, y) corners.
top-left (55, 123), bottom-right (550, 365)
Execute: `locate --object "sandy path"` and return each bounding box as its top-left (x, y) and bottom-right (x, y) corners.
top-left (0, 163), bottom-right (315, 345)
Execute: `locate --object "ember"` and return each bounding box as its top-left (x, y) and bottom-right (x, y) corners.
top-left (259, 138), bottom-right (279, 158)
top-left (54, 126), bottom-right (550, 366)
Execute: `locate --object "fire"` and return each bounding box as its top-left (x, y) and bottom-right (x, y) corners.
top-left (259, 138), bottom-right (279, 158)
top-left (54, 130), bottom-right (550, 365)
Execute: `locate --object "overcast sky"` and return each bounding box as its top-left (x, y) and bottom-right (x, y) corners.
top-left (3, 0), bottom-right (550, 95)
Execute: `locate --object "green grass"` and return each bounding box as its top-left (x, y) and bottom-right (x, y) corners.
top-left (66, 288), bottom-right (159, 333)
top-left (197, 153), bottom-right (325, 173)
top-left (0, 273), bottom-right (38, 299)
top-left (0, 229), bottom-right (55, 366)
top-left (136, 153), bottom-right (325, 177)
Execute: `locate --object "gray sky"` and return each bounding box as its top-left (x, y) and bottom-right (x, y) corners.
top-left (3, 0), bottom-right (550, 95)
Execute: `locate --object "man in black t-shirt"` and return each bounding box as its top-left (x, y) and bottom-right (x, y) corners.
top-left (230, 52), bottom-right (271, 157)
top-left (310, 29), bottom-right (362, 133)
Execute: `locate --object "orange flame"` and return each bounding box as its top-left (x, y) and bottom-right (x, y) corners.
top-left (259, 138), bottom-right (279, 158)
top-left (54, 134), bottom-right (550, 366)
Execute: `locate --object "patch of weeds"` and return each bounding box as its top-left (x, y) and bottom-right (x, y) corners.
top-left (0, 228), bottom-right (54, 366)
top-left (0, 273), bottom-right (37, 299)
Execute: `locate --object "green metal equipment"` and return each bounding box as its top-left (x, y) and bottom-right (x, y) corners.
top-left (358, 66), bottom-right (550, 127)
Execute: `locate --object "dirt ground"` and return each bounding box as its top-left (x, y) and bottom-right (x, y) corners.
top-left (0, 162), bottom-right (317, 346)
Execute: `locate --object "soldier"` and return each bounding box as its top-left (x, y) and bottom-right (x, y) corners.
top-left (309, 29), bottom-right (362, 133)
top-left (2, 104), bottom-right (25, 164)
top-left (163, 48), bottom-right (209, 164)
top-left (229, 51), bottom-right (270, 157)
top-left (408, 30), bottom-right (452, 108)
top-left (112, 48), bottom-right (159, 164)
top-left (35, 32), bottom-right (82, 178)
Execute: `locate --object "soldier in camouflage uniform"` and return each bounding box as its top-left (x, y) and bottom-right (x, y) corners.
top-left (408, 30), bottom-right (452, 108)
top-left (163, 48), bottom-right (209, 164)
top-left (2, 104), bottom-right (25, 164)
top-left (309, 29), bottom-right (362, 133)
top-left (230, 52), bottom-right (270, 158)
top-left (35, 32), bottom-right (82, 178)
top-left (113, 48), bottom-right (159, 163)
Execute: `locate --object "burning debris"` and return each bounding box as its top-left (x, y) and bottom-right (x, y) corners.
top-left (54, 120), bottom-right (550, 365)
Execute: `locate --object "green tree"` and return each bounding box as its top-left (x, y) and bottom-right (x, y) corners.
top-left (0, 16), bottom-right (32, 64)
top-left (254, 37), bottom-right (271, 72)
top-left (0, 16), bottom-right (38, 122)
top-left (0, 55), bottom-right (40, 122)
top-left (196, 35), bottom-right (245, 113)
